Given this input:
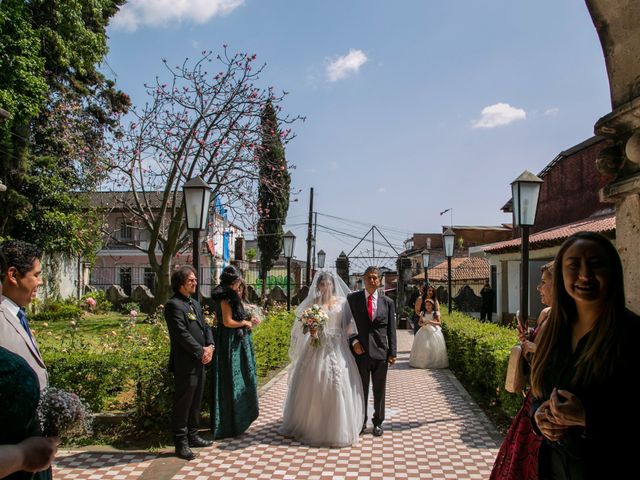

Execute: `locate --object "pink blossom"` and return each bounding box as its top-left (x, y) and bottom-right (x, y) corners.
top-left (130, 310), bottom-right (138, 317)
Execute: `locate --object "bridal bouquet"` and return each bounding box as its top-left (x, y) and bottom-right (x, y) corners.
top-left (299, 304), bottom-right (328, 347)
top-left (37, 387), bottom-right (92, 438)
top-left (245, 303), bottom-right (264, 326)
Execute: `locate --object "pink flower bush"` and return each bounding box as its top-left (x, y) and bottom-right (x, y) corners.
top-left (85, 297), bottom-right (97, 311)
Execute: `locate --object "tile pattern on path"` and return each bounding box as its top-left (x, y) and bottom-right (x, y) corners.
top-left (53, 330), bottom-right (500, 479)
top-left (53, 451), bottom-right (155, 480)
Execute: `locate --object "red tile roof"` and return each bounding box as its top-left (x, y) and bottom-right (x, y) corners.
top-left (481, 213), bottom-right (616, 254)
top-left (413, 257), bottom-right (490, 282)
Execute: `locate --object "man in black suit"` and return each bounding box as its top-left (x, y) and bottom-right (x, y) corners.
top-left (348, 266), bottom-right (397, 437)
top-left (480, 281), bottom-right (494, 322)
top-left (165, 266), bottom-right (215, 460)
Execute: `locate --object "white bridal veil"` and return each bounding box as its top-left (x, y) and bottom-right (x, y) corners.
top-left (288, 270), bottom-right (356, 362)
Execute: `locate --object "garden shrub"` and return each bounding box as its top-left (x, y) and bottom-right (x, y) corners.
top-left (44, 351), bottom-right (131, 411)
top-left (121, 301), bottom-right (142, 315)
top-left (31, 304), bottom-right (82, 323)
top-left (252, 307), bottom-right (295, 378)
top-left (441, 311), bottom-right (524, 416)
top-left (80, 290), bottom-right (112, 313)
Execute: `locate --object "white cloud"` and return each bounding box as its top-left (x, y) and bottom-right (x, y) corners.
top-left (377, 187), bottom-right (386, 193)
top-left (112, 0), bottom-right (244, 31)
top-left (326, 49), bottom-right (368, 82)
top-left (472, 102), bottom-right (526, 129)
top-left (544, 107), bottom-right (560, 116)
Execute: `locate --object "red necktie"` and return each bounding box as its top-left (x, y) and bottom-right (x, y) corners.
top-left (367, 294), bottom-right (374, 321)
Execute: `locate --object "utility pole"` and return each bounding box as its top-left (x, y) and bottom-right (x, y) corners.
top-left (312, 211), bottom-right (318, 271)
top-left (306, 187), bottom-right (314, 285)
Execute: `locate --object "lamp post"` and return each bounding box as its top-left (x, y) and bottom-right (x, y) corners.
top-left (421, 249), bottom-right (430, 285)
top-left (283, 230), bottom-right (296, 311)
top-left (511, 170), bottom-right (543, 329)
top-left (443, 228), bottom-right (455, 314)
top-left (317, 249), bottom-right (326, 270)
top-left (183, 176), bottom-right (212, 300)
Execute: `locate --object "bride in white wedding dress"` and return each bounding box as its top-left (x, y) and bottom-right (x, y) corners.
top-left (279, 271), bottom-right (365, 447)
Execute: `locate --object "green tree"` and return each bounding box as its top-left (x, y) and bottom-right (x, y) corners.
top-left (0, 0), bottom-right (128, 256)
top-left (257, 99), bottom-right (291, 296)
top-left (0, 0), bottom-right (48, 233)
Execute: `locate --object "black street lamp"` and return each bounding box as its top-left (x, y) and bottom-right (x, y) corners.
top-left (443, 228), bottom-right (455, 314)
top-left (511, 170), bottom-right (543, 329)
top-left (283, 230), bottom-right (296, 311)
top-left (421, 249), bottom-right (430, 284)
top-left (317, 249), bottom-right (326, 270)
top-left (183, 176), bottom-right (212, 300)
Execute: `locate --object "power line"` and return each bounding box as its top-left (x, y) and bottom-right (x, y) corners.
top-left (317, 212), bottom-right (411, 237)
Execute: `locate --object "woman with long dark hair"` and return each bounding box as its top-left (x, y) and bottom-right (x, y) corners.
top-left (210, 266), bottom-right (259, 439)
top-left (530, 232), bottom-right (637, 479)
top-left (490, 261), bottom-right (553, 479)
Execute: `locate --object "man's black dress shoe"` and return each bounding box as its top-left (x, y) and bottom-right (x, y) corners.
top-left (188, 435), bottom-right (213, 448)
top-left (175, 444), bottom-right (197, 460)
top-left (373, 425), bottom-right (383, 437)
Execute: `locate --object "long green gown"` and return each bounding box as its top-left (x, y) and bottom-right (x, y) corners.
top-left (210, 288), bottom-right (259, 439)
top-left (0, 346), bottom-right (52, 480)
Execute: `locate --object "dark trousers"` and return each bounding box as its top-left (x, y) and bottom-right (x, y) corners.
top-left (355, 355), bottom-right (388, 426)
top-left (480, 307), bottom-right (492, 321)
top-left (171, 365), bottom-right (205, 442)
top-left (412, 314), bottom-right (421, 334)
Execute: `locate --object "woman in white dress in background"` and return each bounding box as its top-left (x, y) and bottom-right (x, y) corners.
top-left (409, 298), bottom-right (449, 369)
top-left (279, 271), bottom-right (364, 447)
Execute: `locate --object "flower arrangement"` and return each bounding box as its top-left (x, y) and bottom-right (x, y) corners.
top-left (37, 387), bottom-right (92, 438)
top-left (245, 303), bottom-right (264, 327)
top-left (299, 304), bottom-right (329, 347)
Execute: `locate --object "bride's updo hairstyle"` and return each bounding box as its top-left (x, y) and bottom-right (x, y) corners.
top-left (315, 271), bottom-right (336, 303)
top-left (220, 265), bottom-right (241, 287)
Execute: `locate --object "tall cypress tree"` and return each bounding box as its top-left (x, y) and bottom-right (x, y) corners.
top-left (257, 99), bottom-right (290, 296)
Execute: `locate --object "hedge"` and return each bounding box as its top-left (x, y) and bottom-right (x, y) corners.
top-left (31, 304), bottom-right (82, 323)
top-left (252, 307), bottom-right (295, 378)
top-left (441, 311), bottom-right (524, 416)
top-left (45, 351), bottom-right (131, 411)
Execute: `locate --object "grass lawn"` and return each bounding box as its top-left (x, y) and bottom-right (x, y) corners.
top-left (32, 312), bottom-right (168, 353)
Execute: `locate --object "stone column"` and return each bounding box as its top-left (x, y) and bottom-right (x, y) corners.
top-left (587, 0), bottom-right (640, 314)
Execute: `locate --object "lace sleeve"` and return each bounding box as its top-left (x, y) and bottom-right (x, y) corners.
top-left (288, 314), bottom-right (306, 362)
top-left (341, 298), bottom-right (358, 337)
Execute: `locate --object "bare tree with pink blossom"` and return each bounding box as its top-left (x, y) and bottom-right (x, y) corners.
top-left (104, 47), bottom-right (302, 303)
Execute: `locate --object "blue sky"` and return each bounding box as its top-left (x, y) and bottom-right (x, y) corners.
top-left (105, 0), bottom-right (611, 269)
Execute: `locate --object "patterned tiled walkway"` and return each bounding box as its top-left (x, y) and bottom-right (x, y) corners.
top-left (53, 330), bottom-right (501, 479)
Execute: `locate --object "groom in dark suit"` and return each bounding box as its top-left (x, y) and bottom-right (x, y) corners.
top-left (165, 266), bottom-right (215, 460)
top-left (348, 266), bottom-right (397, 437)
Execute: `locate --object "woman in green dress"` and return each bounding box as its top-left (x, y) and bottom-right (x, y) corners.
top-left (210, 266), bottom-right (259, 439)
